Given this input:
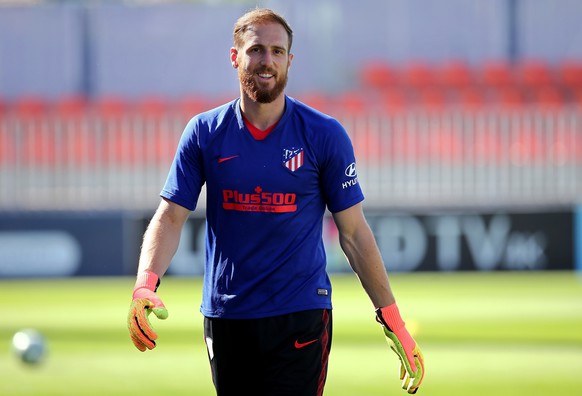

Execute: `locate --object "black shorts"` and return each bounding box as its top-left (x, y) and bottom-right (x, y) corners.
top-left (203, 309), bottom-right (333, 396)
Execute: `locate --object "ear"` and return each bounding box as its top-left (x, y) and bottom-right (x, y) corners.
top-left (288, 52), bottom-right (294, 69)
top-left (230, 48), bottom-right (239, 69)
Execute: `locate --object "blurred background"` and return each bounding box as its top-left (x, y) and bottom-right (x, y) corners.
top-left (0, 0), bottom-right (580, 275)
top-left (1, 1), bottom-right (581, 395)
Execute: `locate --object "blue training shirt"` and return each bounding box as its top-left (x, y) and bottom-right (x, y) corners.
top-left (161, 96), bottom-right (364, 319)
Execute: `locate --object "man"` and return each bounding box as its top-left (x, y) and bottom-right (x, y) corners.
top-left (128, 8), bottom-right (424, 395)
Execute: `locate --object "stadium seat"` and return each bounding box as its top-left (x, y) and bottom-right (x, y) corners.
top-left (378, 89), bottom-right (408, 112)
top-left (456, 87), bottom-right (488, 109)
top-left (557, 60), bottom-right (582, 88)
top-left (569, 88), bottom-right (582, 107)
top-left (493, 86), bottom-right (524, 107)
top-left (0, 105), bottom-right (14, 164)
top-left (51, 96), bottom-right (90, 166)
top-left (0, 97), bottom-right (6, 117)
top-left (531, 86), bottom-right (565, 107)
top-left (437, 60), bottom-right (475, 90)
top-left (11, 97), bottom-right (53, 167)
top-left (401, 62), bottom-right (436, 90)
top-left (13, 96), bottom-right (48, 118)
top-left (87, 96), bottom-right (132, 166)
top-left (480, 61), bottom-right (514, 89)
top-left (54, 95), bottom-right (88, 118)
top-left (416, 87), bottom-right (447, 109)
top-left (13, 100), bottom-right (56, 166)
top-left (516, 60), bottom-right (554, 89)
top-left (359, 61), bottom-right (400, 91)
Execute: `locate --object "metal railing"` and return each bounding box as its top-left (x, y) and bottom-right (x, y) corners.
top-left (1, 106), bottom-right (581, 211)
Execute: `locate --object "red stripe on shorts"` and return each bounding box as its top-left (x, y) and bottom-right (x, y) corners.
top-left (316, 309), bottom-right (331, 396)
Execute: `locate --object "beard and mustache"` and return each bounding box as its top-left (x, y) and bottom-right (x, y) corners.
top-left (239, 65), bottom-right (289, 104)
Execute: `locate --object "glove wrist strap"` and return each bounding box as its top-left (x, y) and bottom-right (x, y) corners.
top-left (134, 270), bottom-right (160, 293)
top-left (376, 303), bottom-right (405, 332)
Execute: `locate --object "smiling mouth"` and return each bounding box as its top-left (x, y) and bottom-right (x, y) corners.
top-left (256, 68), bottom-right (276, 80)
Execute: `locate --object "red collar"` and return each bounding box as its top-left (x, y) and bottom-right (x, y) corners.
top-left (242, 115), bottom-right (278, 140)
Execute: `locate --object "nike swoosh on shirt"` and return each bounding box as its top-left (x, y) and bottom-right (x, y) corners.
top-left (218, 155), bottom-right (240, 163)
top-left (294, 339), bottom-right (319, 349)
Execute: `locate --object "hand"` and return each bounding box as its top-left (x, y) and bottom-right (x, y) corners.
top-left (376, 304), bottom-right (425, 394)
top-left (127, 271), bottom-right (168, 352)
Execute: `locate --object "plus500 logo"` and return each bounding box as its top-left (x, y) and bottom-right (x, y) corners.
top-left (222, 187), bottom-right (297, 213)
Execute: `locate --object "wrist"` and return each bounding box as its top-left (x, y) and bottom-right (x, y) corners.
top-left (376, 303), bottom-right (405, 332)
top-left (133, 270), bottom-right (160, 295)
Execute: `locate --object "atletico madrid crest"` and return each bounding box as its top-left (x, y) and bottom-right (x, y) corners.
top-left (282, 147), bottom-right (304, 172)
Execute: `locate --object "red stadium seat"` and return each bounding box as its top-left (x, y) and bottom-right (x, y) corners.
top-left (480, 61), bottom-right (514, 88)
top-left (531, 86), bottom-right (565, 107)
top-left (401, 61), bottom-right (436, 89)
top-left (456, 87), bottom-right (488, 109)
top-left (11, 97), bottom-right (55, 166)
top-left (569, 88), bottom-right (582, 106)
top-left (54, 95), bottom-right (88, 118)
top-left (378, 89), bottom-right (408, 112)
top-left (437, 60), bottom-right (475, 90)
top-left (359, 61), bottom-right (400, 91)
top-left (516, 60), bottom-right (554, 89)
top-left (88, 96), bottom-right (132, 166)
top-left (0, 101), bottom-right (14, 164)
top-left (0, 97), bottom-right (7, 117)
top-left (557, 60), bottom-right (582, 88)
top-left (493, 86), bottom-right (524, 107)
top-left (13, 96), bottom-right (48, 118)
top-left (416, 87), bottom-right (446, 109)
top-left (51, 96), bottom-right (91, 166)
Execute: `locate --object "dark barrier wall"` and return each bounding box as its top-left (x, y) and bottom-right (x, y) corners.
top-left (364, 211), bottom-right (573, 272)
top-left (0, 212), bottom-right (141, 277)
top-left (0, 209), bottom-right (576, 278)
top-left (168, 210), bottom-right (574, 275)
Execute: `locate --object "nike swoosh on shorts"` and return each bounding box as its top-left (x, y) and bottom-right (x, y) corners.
top-left (294, 339), bottom-right (319, 349)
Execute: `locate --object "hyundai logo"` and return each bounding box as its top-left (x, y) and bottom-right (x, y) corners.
top-left (345, 162), bottom-right (357, 177)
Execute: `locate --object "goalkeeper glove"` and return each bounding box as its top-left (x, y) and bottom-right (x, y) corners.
top-left (127, 271), bottom-right (168, 352)
top-left (376, 303), bottom-right (425, 394)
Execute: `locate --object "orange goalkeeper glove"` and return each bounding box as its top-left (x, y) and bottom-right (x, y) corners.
top-left (127, 271), bottom-right (168, 352)
top-left (376, 303), bottom-right (425, 394)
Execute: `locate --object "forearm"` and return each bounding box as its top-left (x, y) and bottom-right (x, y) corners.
top-left (339, 226), bottom-right (396, 308)
top-left (137, 199), bottom-right (189, 277)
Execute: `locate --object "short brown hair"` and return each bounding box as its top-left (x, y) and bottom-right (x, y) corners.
top-left (233, 8), bottom-right (293, 51)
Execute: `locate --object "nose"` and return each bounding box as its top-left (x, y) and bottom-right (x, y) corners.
top-left (260, 51), bottom-right (273, 67)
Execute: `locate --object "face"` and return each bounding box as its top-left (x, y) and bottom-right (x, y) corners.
top-left (231, 22), bottom-right (293, 104)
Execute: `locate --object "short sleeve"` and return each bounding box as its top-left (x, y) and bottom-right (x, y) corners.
top-left (318, 119), bottom-right (364, 213)
top-left (160, 117), bottom-right (205, 211)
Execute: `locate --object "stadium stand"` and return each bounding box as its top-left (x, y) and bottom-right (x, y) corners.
top-left (1, 60), bottom-right (581, 210)
top-left (3, 60), bottom-right (580, 118)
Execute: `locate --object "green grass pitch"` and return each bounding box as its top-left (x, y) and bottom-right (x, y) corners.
top-left (2, 272), bottom-right (581, 395)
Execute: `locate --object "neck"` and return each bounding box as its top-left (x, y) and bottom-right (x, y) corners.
top-left (239, 92), bottom-right (286, 131)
